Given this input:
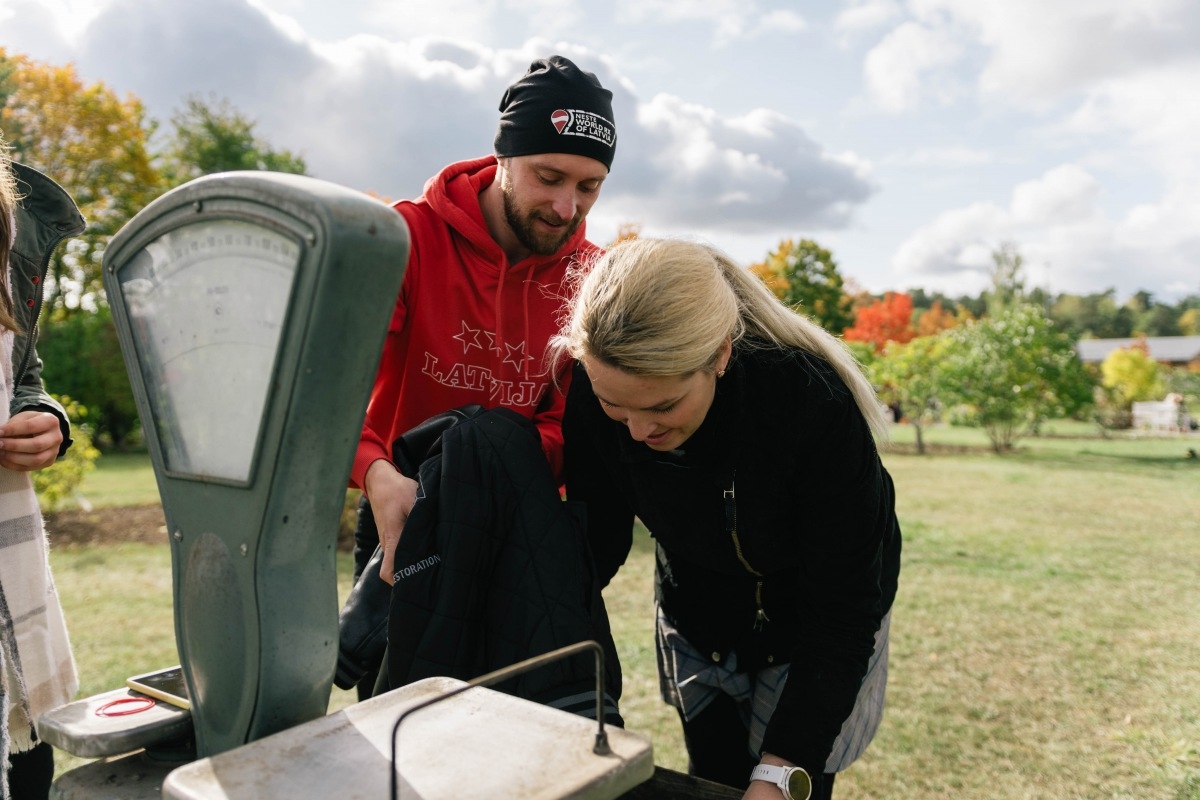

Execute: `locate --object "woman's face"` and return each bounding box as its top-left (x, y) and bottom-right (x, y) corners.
top-left (583, 347), bottom-right (728, 451)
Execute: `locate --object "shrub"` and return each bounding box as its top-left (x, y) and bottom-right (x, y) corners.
top-left (33, 396), bottom-right (101, 510)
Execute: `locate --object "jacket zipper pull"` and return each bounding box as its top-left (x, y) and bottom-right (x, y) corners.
top-left (753, 580), bottom-right (771, 631)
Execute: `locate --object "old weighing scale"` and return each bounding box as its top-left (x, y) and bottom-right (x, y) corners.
top-left (38, 171), bottom-right (653, 799)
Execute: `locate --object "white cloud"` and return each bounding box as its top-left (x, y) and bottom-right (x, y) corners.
top-left (0, 0), bottom-right (105, 49)
top-left (893, 162), bottom-right (1200, 298)
top-left (613, 94), bottom-right (874, 231)
top-left (1063, 61), bottom-right (1200, 179)
top-left (856, 1), bottom-right (1200, 299)
top-left (862, 22), bottom-right (964, 112)
top-left (356, 0), bottom-right (584, 44)
top-left (834, 0), bottom-right (901, 35)
top-left (904, 0), bottom-right (1200, 106)
top-left (893, 201), bottom-right (1007, 279)
top-left (881, 146), bottom-right (995, 167)
top-left (751, 10), bottom-right (808, 36)
top-left (614, 0), bottom-right (805, 45)
top-left (861, 0), bottom-right (1200, 114)
top-left (1010, 165), bottom-right (1101, 226)
top-left (0, 0), bottom-right (871, 235)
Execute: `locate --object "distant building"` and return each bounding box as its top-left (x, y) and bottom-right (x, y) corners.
top-left (1132, 394), bottom-right (1192, 432)
top-left (1076, 336), bottom-right (1200, 371)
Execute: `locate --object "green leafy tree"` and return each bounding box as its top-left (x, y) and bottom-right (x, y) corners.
top-left (1164, 367), bottom-right (1200, 419)
top-left (938, 304), bottom-right (1094, 452)
top-left (0, 48), bottom-right (162, 313)
top-left (38, 306), bottom-right (141, 448)
top-left (986, 241), bottom-right (1026, 316)
top-left (163, 94), bottom-right (307, 184)
top-left (1050, 289), bottom-right (1135, 340)
top-left (1179, 307), bottom-right (1200, 336)
top-left (750, 238), bottom-right (854, 333)
top-left (32, 396), bottom-right (100, 510)
top-left (1126, 292), bottom-right (1180, 337)
top-left (873, 335), bottom-right (946, 454)
top-left (845, 340), bottom-right (878, 371)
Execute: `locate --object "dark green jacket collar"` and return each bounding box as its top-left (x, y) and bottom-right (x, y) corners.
top-left (7, 162), bottom-right (85, 453)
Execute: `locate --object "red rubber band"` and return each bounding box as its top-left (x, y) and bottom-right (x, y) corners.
top-left (96, 696), bottom-right (156, 716)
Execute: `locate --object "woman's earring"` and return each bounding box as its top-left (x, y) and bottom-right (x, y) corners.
top-left (717, 369), bottom-right (726, 378)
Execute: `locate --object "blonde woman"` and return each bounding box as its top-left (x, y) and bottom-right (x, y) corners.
top-left (0, 140), bottom-right (83, 798)
top-left (553, 238), bottom-right (901, 800)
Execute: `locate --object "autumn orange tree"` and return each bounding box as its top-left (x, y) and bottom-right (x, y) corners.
top-left (0, 48), bottom-right (162, 313)
top-left (608, 221), bottom-right (641, 247)
top-left (844, 291), bottom-right (915, 353)
top-left (913, 299), bottom-right (964, 337)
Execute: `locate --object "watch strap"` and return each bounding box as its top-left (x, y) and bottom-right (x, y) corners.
top-left (750, 763), bottom-right (812, 800)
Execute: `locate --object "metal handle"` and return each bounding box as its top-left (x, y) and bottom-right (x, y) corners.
top-left (388, 640), bottom-right (612, 800)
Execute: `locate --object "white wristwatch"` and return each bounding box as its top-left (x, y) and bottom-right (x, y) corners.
top-left (750, 763), bottom-right (812, 800)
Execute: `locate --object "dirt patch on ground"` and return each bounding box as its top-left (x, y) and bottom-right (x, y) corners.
top-left (44, 504), bottom-right (358, 550)
top-left (45, 504), bottom-right (170, 547)
top-left (879, 442), bottom-right (1000, 456)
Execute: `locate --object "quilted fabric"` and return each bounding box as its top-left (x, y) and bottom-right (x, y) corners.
top-left (387, 406), bottom-right (622, 722)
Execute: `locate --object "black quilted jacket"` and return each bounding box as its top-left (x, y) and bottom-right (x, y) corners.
top-left (386, 405), bottom-right (622, 723)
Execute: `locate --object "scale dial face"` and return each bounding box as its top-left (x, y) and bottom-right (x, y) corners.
top-left (117, 219), bottom-right (300, 483)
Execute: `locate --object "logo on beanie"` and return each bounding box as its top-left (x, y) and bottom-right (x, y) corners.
top-left (550, 109), bottom-right (616, 148)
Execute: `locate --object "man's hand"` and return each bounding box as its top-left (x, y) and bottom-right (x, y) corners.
top-left (0, 410), bottom-right (63, 472)
top-left (363, 460), bottom-right (420, 585)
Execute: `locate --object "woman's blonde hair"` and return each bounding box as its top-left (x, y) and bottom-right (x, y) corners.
top-left (550, 237), bottom-right (889, 440)
top-left (0, 132), bottom-right (21, 333)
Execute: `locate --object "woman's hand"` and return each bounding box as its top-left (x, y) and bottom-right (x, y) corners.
top-left (363, 460), bottom-right (419, 585)
top-left (0, 410), bottom-right (63, 472)
top-left (744, 780), bottom-right (787, 800)
top-left (742, 752), bottom-right (804, 800)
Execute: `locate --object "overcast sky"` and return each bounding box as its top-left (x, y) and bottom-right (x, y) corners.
top-left (3, 0), bottom-right (1199, 302)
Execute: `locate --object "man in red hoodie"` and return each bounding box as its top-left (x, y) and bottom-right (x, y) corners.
top-left (350, 55), bottom-right (617, 597)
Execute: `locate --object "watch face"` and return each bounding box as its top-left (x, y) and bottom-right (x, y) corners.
top-left (786, 768), bottom-right (813, 800)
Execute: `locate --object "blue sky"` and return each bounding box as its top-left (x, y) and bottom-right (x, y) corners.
top-left (3, 0), bottom-right (1199, 302)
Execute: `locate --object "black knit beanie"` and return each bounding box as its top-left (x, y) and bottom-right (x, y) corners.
top-left (494, 55), bottom-right (617, 171)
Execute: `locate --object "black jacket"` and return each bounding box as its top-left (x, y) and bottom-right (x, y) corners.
top-left (564, 342), bottom-right (901, 774)
top-left (387, 406), bottom-right (622, 722)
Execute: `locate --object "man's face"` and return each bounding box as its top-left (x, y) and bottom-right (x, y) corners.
top-left (500, 153), bottom-right (607, 257)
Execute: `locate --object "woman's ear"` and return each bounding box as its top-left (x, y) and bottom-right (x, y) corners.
top-left (717, 335), bottom-right (733, 375)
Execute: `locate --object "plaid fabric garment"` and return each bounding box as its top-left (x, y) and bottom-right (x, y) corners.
top-left (655, 605), bottom-right (891, 772)
top-left (0, 321), bottom-right (78, 777)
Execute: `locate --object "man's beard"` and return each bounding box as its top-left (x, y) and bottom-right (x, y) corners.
top-left (502, 183), bottom-right (583, 257)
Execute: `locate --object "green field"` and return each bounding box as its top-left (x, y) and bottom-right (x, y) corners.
top-left (48, 423), bottom-right (1200, 797)
top-left (65, 451), bottom-right (163, 509)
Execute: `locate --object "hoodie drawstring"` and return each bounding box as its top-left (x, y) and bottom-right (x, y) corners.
top-left (493, 267), bottom-right (506, 359)
top-left (493, 260), bottom-right (538, 382)
top-left (522, 261), bottom-right (536, 381)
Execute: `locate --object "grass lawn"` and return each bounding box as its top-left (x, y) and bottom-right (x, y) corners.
top-left (47, 424), bottom-right (1200, 797)
top-left (68, 451), bottom-right (162, 509)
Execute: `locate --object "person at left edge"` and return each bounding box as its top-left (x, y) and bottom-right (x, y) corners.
top-left (0, 141), bottom-right (82, 799)
top-left (349, 55), bottom-right (618, 587)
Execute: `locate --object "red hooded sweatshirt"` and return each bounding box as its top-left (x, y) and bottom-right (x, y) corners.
top-left (351, 156), bottom-right (598, 488)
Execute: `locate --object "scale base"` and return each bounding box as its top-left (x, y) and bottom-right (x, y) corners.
top-left (51, 751), bottom-right (177, 800)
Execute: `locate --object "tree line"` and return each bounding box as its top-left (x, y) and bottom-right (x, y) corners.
top-left (3, 48), bottom-right (1197, 461)
top-left (751, 239), bottom-right (1199, 452)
